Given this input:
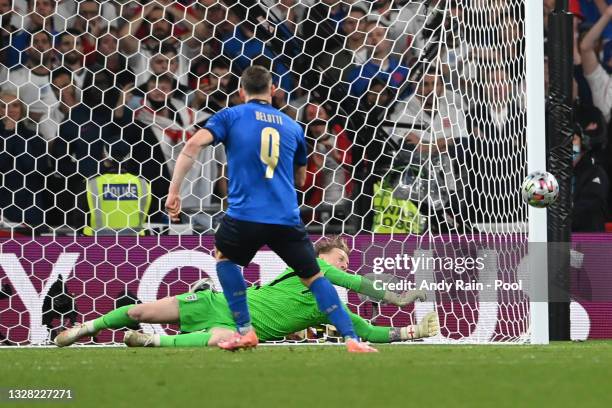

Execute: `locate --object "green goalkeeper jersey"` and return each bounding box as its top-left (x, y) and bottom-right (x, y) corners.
top-left (245, 259), bottom-right (388, 341)
top-left (177, 258), bottom-right (392, 341)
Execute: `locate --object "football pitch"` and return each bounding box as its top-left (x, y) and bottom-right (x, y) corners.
top-left (1, 342), bottom-right (611, 408)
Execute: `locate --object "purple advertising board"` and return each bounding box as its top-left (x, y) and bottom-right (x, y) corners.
top-left (0, 234), bottom-right (610, 345)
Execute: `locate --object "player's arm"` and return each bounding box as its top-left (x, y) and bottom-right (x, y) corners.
top-left (166, 129), bottom-right (214, 221)
top-left (321, 262), bottom-right (426, 306)
top-left (294, 126), bottom-right (308, 188)
top-left (580, 5), bottom-right (612, 75)
top-left (348, 309), bottom-right (439, 343)
top-left (294, 165), bottom-right (307, 187)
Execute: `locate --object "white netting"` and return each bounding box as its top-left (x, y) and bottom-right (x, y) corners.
top-left (0, 0), bottom-right (535, 345)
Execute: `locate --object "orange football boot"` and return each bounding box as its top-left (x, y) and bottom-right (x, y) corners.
top-left (218, 330), bottom-right (259, 351)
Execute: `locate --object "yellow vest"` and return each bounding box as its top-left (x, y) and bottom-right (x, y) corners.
top-left (84, 173), bottom-right (152, 236)
top-left (372, 181), bottom-right (424, 234)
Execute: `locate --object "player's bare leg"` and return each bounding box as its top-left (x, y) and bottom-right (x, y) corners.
top-left (127, 297), bottom-right (179, 323)
top-left (55, 297), bottom-right (180, 347)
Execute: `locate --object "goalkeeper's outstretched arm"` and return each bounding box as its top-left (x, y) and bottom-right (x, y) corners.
top-left (321, 261), bottom-right (427, 307)
top-left (315, 236), bottom-right (426, 306)
top-left (349, 310), bottom-right (439, 343)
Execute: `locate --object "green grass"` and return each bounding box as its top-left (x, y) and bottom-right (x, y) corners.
top-left (1, 342), bottom-right (611, 408)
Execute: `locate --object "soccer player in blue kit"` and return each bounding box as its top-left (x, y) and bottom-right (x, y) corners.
top-left (166, 66), bottom-right (377, 352)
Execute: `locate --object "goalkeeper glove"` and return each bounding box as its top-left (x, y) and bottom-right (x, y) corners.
top-left (383, 289), bottom-right (427, 306)
top-left (400, 311), bottom-right (439, 340)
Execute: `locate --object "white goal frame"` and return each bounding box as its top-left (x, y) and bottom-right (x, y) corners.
top-left (525, 0), bottom-right (549, 345)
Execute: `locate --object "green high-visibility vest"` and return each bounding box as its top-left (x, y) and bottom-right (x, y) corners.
top-left (84, 173), bottom-right (152, 236)
top-left (372, 181), bottom-right (424, 234)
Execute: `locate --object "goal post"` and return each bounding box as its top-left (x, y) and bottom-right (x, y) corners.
top-left (545, 0), bottom-right (574, 341)
top-left (525, 0), bottom-right (549, 345)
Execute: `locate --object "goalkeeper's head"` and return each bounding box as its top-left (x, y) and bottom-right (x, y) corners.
top-left (239, 65), bottom-right (276, 104)
top-left (314, 236), bottom-right (350, 271)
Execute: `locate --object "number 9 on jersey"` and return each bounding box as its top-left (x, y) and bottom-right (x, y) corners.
top-left (260, 127), bottom-right (280, 179)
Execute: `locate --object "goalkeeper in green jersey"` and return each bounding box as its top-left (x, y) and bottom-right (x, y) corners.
top-left (55, 237), bottom-right (439, 348)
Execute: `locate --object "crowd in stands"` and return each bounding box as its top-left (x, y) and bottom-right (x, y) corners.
top-left (0, 0), bottom-right (611, 234)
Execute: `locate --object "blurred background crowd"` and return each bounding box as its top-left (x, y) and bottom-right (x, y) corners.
top-left (0, 0), bottom-right (611, 235)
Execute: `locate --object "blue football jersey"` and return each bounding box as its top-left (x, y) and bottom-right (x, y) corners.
top-left (204, 100), bottom-right (307, 225)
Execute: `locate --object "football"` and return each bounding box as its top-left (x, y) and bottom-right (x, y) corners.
top-left (521, 171), bottom-right (559, 208)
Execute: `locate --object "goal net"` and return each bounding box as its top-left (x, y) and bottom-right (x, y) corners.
top-left (0, 0), bottom-right (543, 345)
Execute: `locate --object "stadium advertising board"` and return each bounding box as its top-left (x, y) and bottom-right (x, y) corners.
top-left (0, 235), bottom-right (610, 345)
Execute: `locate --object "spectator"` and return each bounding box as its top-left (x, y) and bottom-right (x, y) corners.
top-left (270, 0), bottom-right (305, 35)
top-left (55, 29), bottom-right (80, 57)
top-left (132, 42), bottom-right (190, 102)
top-left (370, 0), bottom-right (423, 53)
top-left (7, 0), bottom-right (57, 68)
top-left (379, 0), bottom-right (431, 54)
top-left (55, 30), bottom-right (87, 89)
top-left (389, 68), bottom-right (468, 155)
top-left (89, 28), bottom-right (134, 89)
top-left (192, 1), bottom-right (228, 59)
top-left (0, 0), bottom-right (17, 75)
top-left (351, 78), bottom-right (396, 230)
top-left (387, 68), bottom-right (469, 231)
top-left (356, 76), bottom-right (396, 134)
top-left (301, 103), bottom-right (353, 215)
top-left (40, 67), bottom-right (73, 145)
top-left (123, 0), bottom-right (207, 41)
top-left (222, 8), bottom-right (293, 96)
top-left (123, 75), bottom-right (196, 222)
top-left (469, 67), bottom-right (523, 141)
top-left (499, 12), bottom-right (525, 82)
top-left (345, 19), bottom-right (410, 98)
top-left (300, 0), bottom-right (348, 54)
top-left (316, 4), bottom-right (369, 89)
top-left (440, 2), bottom-right (469, 86)
top-left (119, 1), bottom-right (204, 89)
top-left (574, 101), bottom-right (608, 167)
top-left (59, 0), bottom-right (118, 33)
top-left (573, 101), bottom-right (612, 217)
top-left (52, 68), bottom-right (127, 181)
top-left (1, 30), bottom-right (58, 141)
top-left (467, 66), bottom-right (525, 223)
top-left (48, 68), bottom-right (130, 228)
top-left (65, 0), bottom-right (109, 66)
top-left (190, 56), bottom-right (240, 113)
top-left (134, 42), bottom-right (180, 87)
top-left (578, 0), bottom-right (611, 40)
top-left (572, 129), bottom-right (609, 231)
top-left (580, 4), bottom-right (612, 122)
top-left (0, 91), bottom-right (50, 229)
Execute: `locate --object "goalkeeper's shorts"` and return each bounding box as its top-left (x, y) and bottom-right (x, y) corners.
top-left (176, 290), bottom-right (235, 333)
